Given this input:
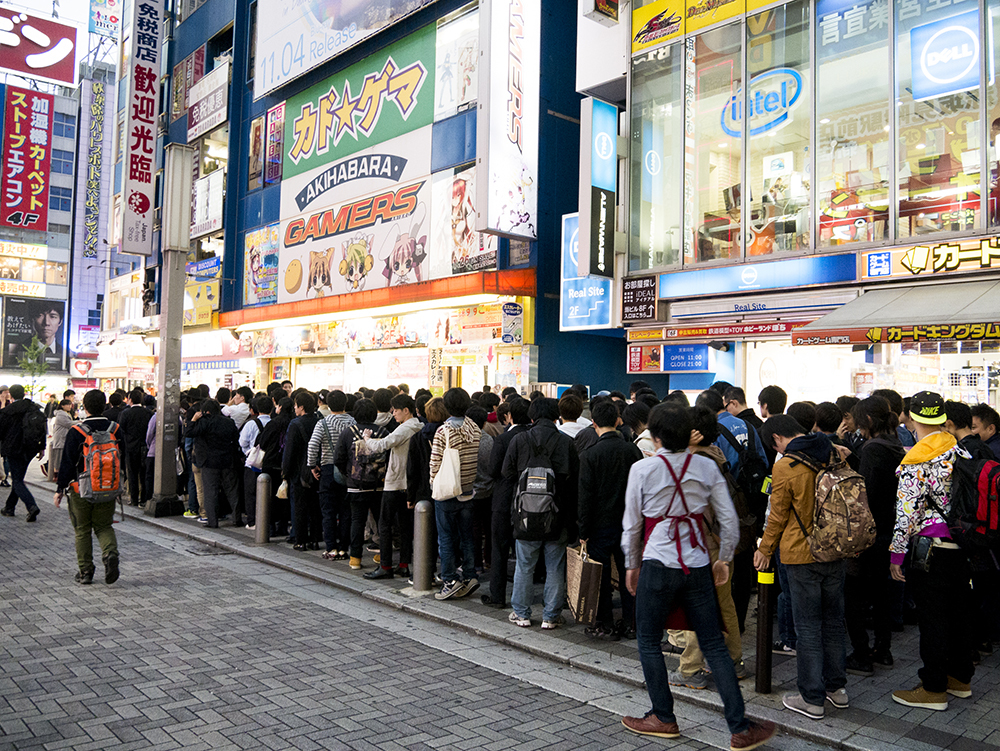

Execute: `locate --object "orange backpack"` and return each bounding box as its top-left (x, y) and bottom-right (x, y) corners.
top-left (70, 422), bottom-right (123, 503)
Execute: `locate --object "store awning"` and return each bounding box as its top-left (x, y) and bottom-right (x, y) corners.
top-left (792, 280), bottom-right (1000, 346)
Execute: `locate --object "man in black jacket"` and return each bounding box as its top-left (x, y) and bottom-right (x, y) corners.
top-left (283, 391), bottom-right (321, 549)
top-left (53, 389), bottom-right (120, 585)
top-left (186, 399), bottom-right (240, 528)
top-left (0, 384), bottom-right (43, 520)
top-left (482, 396), bottom-right (531, 608)
top-left (578, 400), bottom-right (643, 640)
top-left (503, 398), bottom-right (580, 629)
top-left (117, 388), bottom-right (152, 506)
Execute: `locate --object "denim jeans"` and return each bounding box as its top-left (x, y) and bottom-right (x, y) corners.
top-left (185, 444), bottom-right (198, 514)
top-left (776, 551), bottom-right (796, 648)
top-left (784, 560), bottom-right (847, 707)
top-left (3, 452), bottom-right (36, 513)
top-left (318, 465), bottom-right (350, 552)
top-left (512, 539), bottom-right (567, 623)
top-left (586, 525), bottom-right (634, 628)
top-left (436, 498), bottom-right (476, 583)
top-left (635, 560), bottom-right (749, 735)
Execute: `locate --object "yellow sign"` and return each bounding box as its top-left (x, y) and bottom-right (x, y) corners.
top-left (184, 279), bottom-right (220, 311)
top-left (686, 0), bottom-right (745, 32)
top-left (627, 328), bottom-right (666, 342)
top-left (631, 0), bottom-right (684, 54)
top-left (183, 305), bottom-right (213, 327)
top-left (0, 241), bottom-right (46, 260)
top-left (859, 237), bottom-right (1000, 280)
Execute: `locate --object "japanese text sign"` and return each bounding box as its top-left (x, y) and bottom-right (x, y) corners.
top-left (1, 87), bottom-right (53, 231)
top-left (187, 61), bottom-right (229, 143)
top-left (0, 10), bottom-right (78, 87)
top-left (265, 102), bottom-right (284, 185)
top-left (82, 81), bottom-right (107, 259)
top-left (120, 0), bottom-right (163, 257)
top-left (622, 275), bottom-right (657, 322)
top-left (794, 323), bottom-right (1000, 346)
top-left (861, 238), bottom-right (1000, 280)
top-left (662, 343), bottom-right (709, 372)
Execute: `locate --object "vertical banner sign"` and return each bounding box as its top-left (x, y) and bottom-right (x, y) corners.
top-left (264, 102), bottom-right (284, 185)
top-left (476, 0), bottom-right (540, 240)
top-left (84, 81), bottom-right (106, 258)
top-left (577, 98), bottom-right (617, 278)
top-left (560, 213), bottom-right (613, 331)
top-left (1, 87), bottom-right (54, 230)
top-left (120, 0), bottom-right (163, 257)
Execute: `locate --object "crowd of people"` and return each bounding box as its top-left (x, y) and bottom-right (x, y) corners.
top-left (5, 374), bottom-right (1000, 750)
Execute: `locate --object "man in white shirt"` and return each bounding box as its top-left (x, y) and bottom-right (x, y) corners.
top-left (223, 387), bottom-right (254, 430)
top-left (620, 402), bottom-right (774, 751)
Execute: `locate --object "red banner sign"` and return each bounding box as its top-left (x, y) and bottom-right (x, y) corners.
top-left (1, 87), bottom-right (53, 230)
top-left (665, 321), bottom-right (809, 340)
top-left (0, 10), bottom-right (78, 86)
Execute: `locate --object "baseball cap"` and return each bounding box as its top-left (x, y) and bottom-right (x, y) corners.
top-left (910, 390), bottom-right (946, 425)
top-left (596, 390), bottom-right (611, 397)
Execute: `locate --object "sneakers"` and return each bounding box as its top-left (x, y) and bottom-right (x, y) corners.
top-left (373, 554), bottom-right (380, 564)
top-left (585, 624), bottom-right (621, 642)
top-left (669, 670), bottom-right (709, 690)
top-left (892, 685), bottom-right (948, 710)
top-left (508, 611), bottom-right (531, 627)
top-left (845, 652), bottom-right (874, 677)
top-left (435, 579), bottom-right (465, 600)
top-left (872, 647), bottom-right (894, 666)
top-left (621, 713), bottom-right (680, 739)
top-left (104, 554), bottom-right (120, 584)
top-left (245, 524), bottom-right (256, 530)
top-left (349, 557), bottom-right (363, 570)
top-left (0, 508), bottom-right (13, 517)
top-left (773, 640), bottom-right (796, 655)
top-left (459, 578), bottom-right (480, 597)
top-left (541, 615), bottom-right (564, 630)
top-left (183, 510), bottom-right (198, 519)
top-left (74, 569), bottom-right (94, 585)
top-left (25, 507), bottom-right (38, 522)
top-left (947, 676), bottom-right (972, 698)
top-left (733, 660), bottom-right (751, 680)
top-left (197, 516), bottom-right (208, 524)
top-left (782, 692), bottom-right (824, 719)
top-left (730, 720), bottom-right (776, 751)
top-left (826, 688), bottom-right (849, 708)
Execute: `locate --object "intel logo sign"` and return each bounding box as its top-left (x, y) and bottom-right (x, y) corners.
top-left (721, 68), bottom-right (803, 138)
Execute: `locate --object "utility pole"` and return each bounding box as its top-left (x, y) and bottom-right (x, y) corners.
top-left (146, 143), bottom-right (194, 517)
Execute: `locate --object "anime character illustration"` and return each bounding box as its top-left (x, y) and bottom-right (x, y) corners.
top-left (381, 203), bottom-right (427, 286)
top-left (495, 164), bottom-right (536, 236)
top-left (308, 248), bottom-right (334, 298)
top-left (451, 178), bottom-right (477, 267)
top-left (457, 41), bottom-right (477, 102)
top-left (339, 233), bottom-right (375, 291)
top-left (437, 52), bottom-right (454, 108)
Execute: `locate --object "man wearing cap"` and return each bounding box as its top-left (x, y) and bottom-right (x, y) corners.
top-left (890, 391), bottom-right (974, 711)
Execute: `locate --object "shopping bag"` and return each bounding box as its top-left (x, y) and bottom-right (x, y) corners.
top-left (431, 430), bottom-right (463, 501)
top-left (566, 541), bottom-right (603, 627)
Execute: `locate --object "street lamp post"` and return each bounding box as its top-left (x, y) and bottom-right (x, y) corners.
top-left (146, 143), bottom-right (194, 518)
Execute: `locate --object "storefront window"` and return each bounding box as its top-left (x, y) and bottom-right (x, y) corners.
top-left (630, 44), bottom-right (684, 271)
top-left (746, 1), bottom-right (811, 256)
top-left (816, 0), bottom-right (891, 247)
top-left (686, 24), bottom-right (743, 264)
top-left (896, 0), bottom-right (982, 237)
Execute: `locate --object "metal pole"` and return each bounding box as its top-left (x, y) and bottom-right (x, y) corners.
top-left (412, 500), bottom-right (434, 592)
top-left (147, 143), bottom-right (194, 518)
top-left (755, 565), bottom-right (774, 694)
top-left (255, 473), bottom-right (271, 544)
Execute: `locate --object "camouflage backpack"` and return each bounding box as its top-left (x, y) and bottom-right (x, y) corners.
top-left (786, 451), bottom-right (876, 562)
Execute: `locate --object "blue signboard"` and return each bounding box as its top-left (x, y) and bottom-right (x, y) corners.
top-left (910, 10), bottom-right (980, 102)
top-left (560, 213), bottom-right (613, 331)
top-left (186, 256), bottom-right (221, 279)
top-left (663, 344), bottom-right (710, 373)
top-left (658, 253), bottom-right (856, 299)
top-left (591, 99), bottom-right (617, 192)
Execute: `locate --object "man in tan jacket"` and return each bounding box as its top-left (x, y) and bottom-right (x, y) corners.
top-left (754, 414), bottom-right (848, 721)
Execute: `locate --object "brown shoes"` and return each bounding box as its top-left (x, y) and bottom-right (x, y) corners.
top-left (621, 713), bottom-right (681, 738)
top-left (730, 720), bottom-right (777, 751)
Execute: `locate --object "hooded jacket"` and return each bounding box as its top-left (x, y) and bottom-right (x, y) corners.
top-left (891, 431), bottom-right (968, 563)
top-left (363, 416), bottom-right (422, 492)
top-left (430, 415), bottom-right (482, 501)
top-left (858, 434), bottom-right (906, 537)
top-left (186, 412), bottom-right (240, 469)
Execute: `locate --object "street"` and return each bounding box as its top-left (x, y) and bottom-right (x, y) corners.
top-left (0, 497), bottom-right (838, 751)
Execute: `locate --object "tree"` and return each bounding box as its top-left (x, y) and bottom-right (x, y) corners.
top-left (17, 336), bottom-right (49, 400)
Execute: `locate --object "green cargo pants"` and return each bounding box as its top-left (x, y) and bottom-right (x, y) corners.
top-left (67, 490), bottom-right (118, 575)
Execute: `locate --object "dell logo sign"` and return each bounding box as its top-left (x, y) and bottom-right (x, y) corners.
top-left (721, 68), bottom-right (804, 138)
top-left (920, 25), bottom-right (978, 84)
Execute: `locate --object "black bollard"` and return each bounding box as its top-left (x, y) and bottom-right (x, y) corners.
top-left (755, 565), bottom-right (774, 694)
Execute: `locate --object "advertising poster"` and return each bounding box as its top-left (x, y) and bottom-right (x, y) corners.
top-left (627, 344), bottom-right (662, 373)
top-left (120, 0), bottom-right (164, 256)
top-left (190, 169), bottom-right (225, 238)
top-left (282, 24), bottom-right (434, 181)
top-left (477, 0), bottom-right (539, 240)
top-left (248, 115), bottom-right (265, 190)
top-left (171, 45), bottom-right (205, 121)
top-left (434, 8), bottom-right (479, 121)
top-left (631, 0), bottom-right (684, 53)
top-left (0, 10), bottom-right (78, 86)
top-left (90, 0), bottom-right (122, 39)
top-left (3, 298), bottom-right (65, 369)
top-left (245, 223), bottom-right (280, 306)
top-left (264, 102), bottom-right (284, 185)
top-left (430, 165), bottom-right (497, 276)
top-left (253, 0), bottom-right (437, 99)
top-left (1, 87), bottom-right (54, 231)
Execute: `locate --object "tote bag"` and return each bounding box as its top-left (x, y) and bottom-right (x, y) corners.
top-left (431, 429), bottom-right (463, 501)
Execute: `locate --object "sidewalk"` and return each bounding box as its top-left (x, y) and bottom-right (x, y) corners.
top-left (21, 465), bottom-right (1000, 751)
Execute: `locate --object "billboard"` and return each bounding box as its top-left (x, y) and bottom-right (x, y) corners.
top-left (187, 61), bottom-right (230, 142)
top-left (1, 87), bottom-right (54, 231)
top-left (120, 0), bottom-right (164, 256)
top-left (429, 165), bottom-right (497, 276)
top-left (3, 297), bottom-right (65, 370)
top-left (90, 0), bottom-right (123, 39)
top-left (477, 0), bottom-right (540, 240)
top-left (245, 223), bottom-right (280, 306)
top-left (253, 0), bottom-right (438, 100)
top-left (559, 213), bottom-right (613, 331)
top-left (0, 10), bottom-right (78, 87)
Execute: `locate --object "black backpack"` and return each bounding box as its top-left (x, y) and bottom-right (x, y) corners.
top-left (511, 432), bottom-right (560, 541)
top-left (933, 455), bottom-right (1000, 553)
top-left (22, 406), bottom-right (46, 454)
top-left (718, 422), bottom-right (769, 534)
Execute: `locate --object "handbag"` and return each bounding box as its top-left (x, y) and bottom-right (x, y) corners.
top-left (276, 479), bottom-right (289, 499)
top-left (175, 446), bottom-right (186, 475)
top-left (566, 540), bottom-right (603, 627)
top-left (431, 429), bottom-right (463, 501)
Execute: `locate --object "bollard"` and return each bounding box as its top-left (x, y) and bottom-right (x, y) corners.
top-left (755, 565), bottom-right (774, 694)
top-left (412, 500), bottom-right (434, 592)
top-left (255, 473), bottom-right (271, 545)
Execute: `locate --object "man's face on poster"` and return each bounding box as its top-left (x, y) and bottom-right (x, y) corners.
top-left (32, 308), bottom-right (62, 346)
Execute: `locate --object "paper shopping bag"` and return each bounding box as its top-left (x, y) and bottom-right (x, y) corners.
top-left (567, 542), bottom-right (603, 627)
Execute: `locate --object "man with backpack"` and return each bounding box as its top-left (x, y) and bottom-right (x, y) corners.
top-left (53, 389), bottom-right (121, 585)
top-left (753, 414), bottom-right (858, 720)
top-left (890, 391), bottom-right (974, 710)
top-left (503, 397), bottom-right (579, 629)
top-left (0, 384), bottom-right (46, 521)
